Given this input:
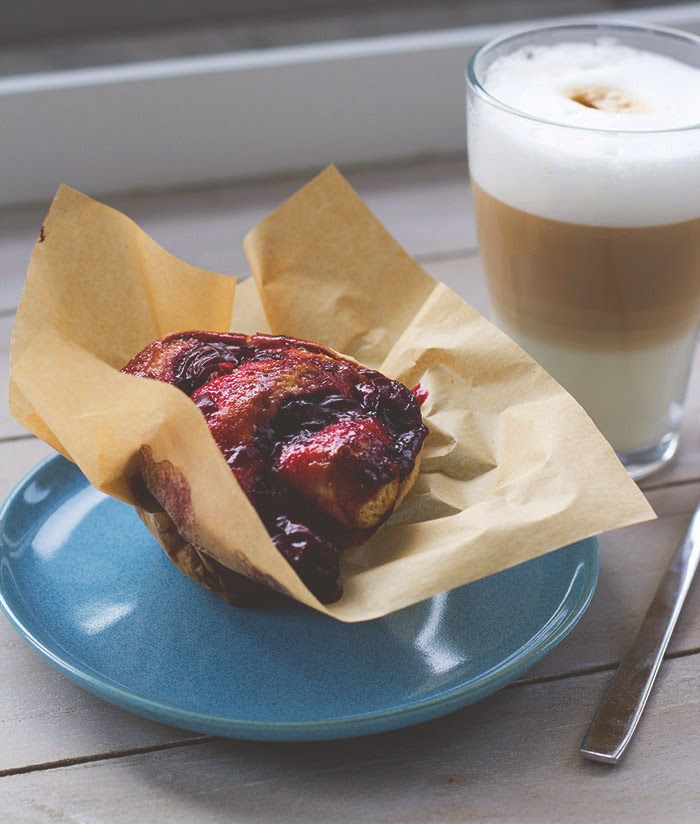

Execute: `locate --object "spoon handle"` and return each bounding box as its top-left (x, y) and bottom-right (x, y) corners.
top-left (580, 505), bottom-right (700, 764)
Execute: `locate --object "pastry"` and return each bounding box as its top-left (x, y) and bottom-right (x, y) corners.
top-left (123, 331), bottom-right (428, 603)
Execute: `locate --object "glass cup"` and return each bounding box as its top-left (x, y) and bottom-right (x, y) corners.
top-left (466, 22), bottom-right (700, 480)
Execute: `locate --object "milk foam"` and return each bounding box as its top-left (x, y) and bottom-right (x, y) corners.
top-left (485, 42), bottom-right (700, 130)
top-left (469, 41), bottom-right (700, 226)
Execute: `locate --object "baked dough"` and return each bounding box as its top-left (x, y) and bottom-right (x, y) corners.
top-left (123, 331), bottom-right (428, 603)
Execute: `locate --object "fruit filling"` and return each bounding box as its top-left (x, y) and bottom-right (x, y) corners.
top-left (123, 332), bottom-right (428, 603)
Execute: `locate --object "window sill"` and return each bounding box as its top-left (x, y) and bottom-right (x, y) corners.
top-left (1, 2), bottom-right (699, 208)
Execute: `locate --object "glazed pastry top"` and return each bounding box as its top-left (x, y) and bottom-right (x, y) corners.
top-left (123, 331), bottom-right (428, 602)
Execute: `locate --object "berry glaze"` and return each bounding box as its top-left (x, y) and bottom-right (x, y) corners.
top-left (123, 332), bottom-right (428, 603)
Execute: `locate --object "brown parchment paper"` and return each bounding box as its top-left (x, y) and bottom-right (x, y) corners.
top-left (9, 167), bottom-right (654, 622)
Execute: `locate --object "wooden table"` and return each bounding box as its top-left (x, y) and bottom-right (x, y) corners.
top-left (2, 159), bottom-right (699, 822)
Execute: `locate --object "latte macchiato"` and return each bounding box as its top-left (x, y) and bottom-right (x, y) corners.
top-left (467, 24), bottom-right (700, 475)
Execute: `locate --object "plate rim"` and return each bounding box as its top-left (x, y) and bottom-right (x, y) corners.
top-left (0, 453), bottom-right (599, 740)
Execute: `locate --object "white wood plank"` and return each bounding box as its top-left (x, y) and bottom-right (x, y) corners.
top-left (1, 437), bottom-right (700, 769)
top-left (640, 361), bottom-right (700, 489)
top-left (524, 481), bottom-right (700, 682)
top-left (0, 315), bottom-right (28, 440)
top-left (108, 159), bottom-right (476, 280)
top-left (0, 157), bottom-right (476, 314)
top-left (423, 252), bottom-right (489, 316)
top-left (0, 438), bottom-right (53, 496)
top-left (0, 204), bottom-right (45, 314)
top-left (0, 625), bottom-right (202, 774)
top-left (2, 654), bottom-right (699, 821)
top-left (0, 438), bottom-right (203, 773)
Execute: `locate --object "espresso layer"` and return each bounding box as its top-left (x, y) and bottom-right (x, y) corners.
top-left (473, 182), bottom-right (700, 349)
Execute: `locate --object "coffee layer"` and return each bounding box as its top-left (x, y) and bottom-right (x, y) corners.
top-left (472, 183), bottom-right (700, 350)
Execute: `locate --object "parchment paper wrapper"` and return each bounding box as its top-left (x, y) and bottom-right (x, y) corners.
top-left (9, 166), bottom-right (654, 621)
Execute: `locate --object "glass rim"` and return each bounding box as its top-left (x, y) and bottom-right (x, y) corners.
top-left (466, 19), bottom-right (700, 135)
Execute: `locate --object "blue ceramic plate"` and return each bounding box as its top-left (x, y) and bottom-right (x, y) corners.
top-left (0, 454), bottom-right (598, 741)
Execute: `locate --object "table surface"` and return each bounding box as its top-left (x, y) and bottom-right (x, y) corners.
top-left (2, 158), bottom-right (700, 823)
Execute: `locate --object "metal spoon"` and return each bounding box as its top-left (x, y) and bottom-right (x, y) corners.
top-left (580, 502), bottom-right (700, 764)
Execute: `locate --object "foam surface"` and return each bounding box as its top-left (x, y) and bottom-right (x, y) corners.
top-left (485, 42), bottom-right (700, 130)
top-left (469, 41), bottom-right (700, 225)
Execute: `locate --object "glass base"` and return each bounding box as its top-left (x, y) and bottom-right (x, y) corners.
top-left (616, 431), bottom-right (680, 482)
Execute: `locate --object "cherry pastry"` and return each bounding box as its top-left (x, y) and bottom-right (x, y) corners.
top-left (123, 331), bottom-right (428, 604)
